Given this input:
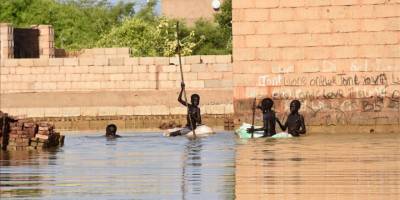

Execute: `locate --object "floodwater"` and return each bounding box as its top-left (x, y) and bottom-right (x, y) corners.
top-left (0, 132), bottom-right (399, 200)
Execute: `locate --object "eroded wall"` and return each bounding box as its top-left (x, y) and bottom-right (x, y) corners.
top-left (232, 0), bottom-right (400, 128)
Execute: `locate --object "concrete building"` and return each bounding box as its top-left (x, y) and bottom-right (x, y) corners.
top-left (161, 0), bottom-right (223, 25)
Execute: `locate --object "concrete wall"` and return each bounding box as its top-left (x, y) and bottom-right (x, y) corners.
top-left (0, 49), bottom-right (233, 119)
top-left (232, 0), bottom-right (400, 128)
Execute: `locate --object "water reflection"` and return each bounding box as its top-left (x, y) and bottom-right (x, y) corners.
top-left (0, 132), bottom-right (235, 200)
top-left (0, 150), bottom-right (59, 198)
top-left (235, 133), bottom-right (400, 199)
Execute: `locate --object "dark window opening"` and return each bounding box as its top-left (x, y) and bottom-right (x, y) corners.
top-left (13, 28), bottom-right (39, 58)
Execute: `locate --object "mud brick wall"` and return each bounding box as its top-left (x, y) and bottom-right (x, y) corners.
top-left (232, 0), bottom-right (400, 127)
top-left (0, 50), bottom-right (233, 119)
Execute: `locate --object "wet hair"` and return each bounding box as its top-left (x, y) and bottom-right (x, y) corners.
top-left (106, 124), bottom-right (117, 136)
top-left (261, 98), bottom-right (274, 110)
top-left (191, 94), bottom-right (200, 100)
top-left (290, 100), bottom-right (301, 109)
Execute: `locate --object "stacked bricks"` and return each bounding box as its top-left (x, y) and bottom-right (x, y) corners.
top-left (30, 122), bottom-right (63, 150)
top-left (35, 25), bottom-right (55, 58)
top-left (232, 0), bottom-right (400, 127)
top-left (2, 112), bottom-right (64, 151)
top-left (0, 23), bottom-right (14, 59)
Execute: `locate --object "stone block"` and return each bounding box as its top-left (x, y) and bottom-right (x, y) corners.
top-left (161, 65), bottom-right (176, 72)
top-left (63, 58), bottom-right (78, 66)
top-left (56, 82), bottom-right (72, 90)
top-left (305, 47), bottom-right (330, 59)
top-left (188, 64), bottom-right (205, 72)
top-left (18, 59), bottom-right (34, 67)
top-left (79, 58), bottom-right (94, 66)
top-left (331, 46), bottom-right (358, 59)
top-left (116, 48), bottom-right (130, 55)
top-left (105, 48), bottom-right (117, 55)
top-left (306, 20), bottom-right (332, 33)
top-left (295, 7), bottom-right (321, 19)
top-left (33, 59), bottom-right (49, 66)
top-left (15, 67), bottom-right (31, 74)
top-left (93, 56), bottom-right (108, 66)
top-left (125, 57), bottom-right (139, 66)
top-left (185, 55), bottom-right (201, 64)
top-left (108, 57), bottom-right (124, 66)
top-left (198, 72), bottom-right (222, 80)
top-left (137, 65), bottom-right (147, 73)
top-left (204, 105), bottom-right (225, 114)
top-left (159, 80), bottom-right (175, 89)
top-left (213, 63), bottom-right (232, 72)
top-left (88, 66), bottom-right (104, 74)
top-left (139, 57), bottom-right (155, 65)
top-left (92, 48), bottom-right (105, 55)
top-left (204, 80), bottom-right (222, 88)
top-left (154, 57), bottom-right (169, 65)
top-left (215, 55), bottom-right (232, 63)
top-left (4, 59), bottom-right (18, 67)
top-left (186, 80), bottom-right (204, 88)
top-left (232, 22), bottom-right (256, 35)
top-left (49, 58), bottom-right (63, 66)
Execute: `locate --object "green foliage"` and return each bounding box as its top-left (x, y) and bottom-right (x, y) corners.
top-left (0, 0), bottom-right (233, 55)
top-left (191, 0), bottom-right (232, 55)
top-left (0, 0), bottom-right (134, 50)
top-left (97, 17), bottom-right (200, 57)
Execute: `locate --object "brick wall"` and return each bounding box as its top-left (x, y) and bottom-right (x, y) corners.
top-left (0, 49), bottom-right (233, 118)
top-left (232, 0), bottom-right (400, 127)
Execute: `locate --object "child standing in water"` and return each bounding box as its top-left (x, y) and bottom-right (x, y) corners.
top-left (278, 100), bottom-right (306, 137)
top-left (248, 98), bottom-right (278, 137)
top-left (169, 82), bottom-right (202, 136)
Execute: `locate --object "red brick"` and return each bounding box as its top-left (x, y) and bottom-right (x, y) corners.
top-left (255, 0), bottom-right (279, 8)
top-left (233, 0), bottom-right (255, 8)
top-left (255, 22), bottom-right (283, 34)
top-left (233, 48), bottom-right (256, 61)
top-left (281, 48), bottom-right (305, 60)
top-left (269, 34), bottom-right (298, 47)
top-left (348, 5), bottom-right (374, 18)
top-left (332, 19), bottom-right (361, 33)
top-left (283, 21), bottom-right (306, 33)
top-left (305, 47), bottom-right (330, 59)
top-left (245, 35), bottom-right (269, 47)
top-left (304, 0), bottom-right (330, 6)
top-left (331, 46), bottom-right (358, 58)
top-left (233, 22), bottom-right (256, 35)
top-left (307, 20), bottom-right (332, 33)
top-left (256, 48), bottom-right (281, 61)
top-left (270, 8), bottom-right (295, 21)
top-left (244, 9), bottom-right (269, 21)
top-left (280, 0), bottom-right (305, 7)
top-left (374, 5), bottom-right (400, 18)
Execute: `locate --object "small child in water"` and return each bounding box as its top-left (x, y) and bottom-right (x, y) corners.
top-left (248, 98), bottom-right (278, 137)
top-left (169, 82), bottom-right (202, 136)
top-left (105, 124), bottom-right (121, 138)
top-left (278, 100), bottom-right (306, 137)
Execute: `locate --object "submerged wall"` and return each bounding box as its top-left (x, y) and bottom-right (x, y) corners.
top-left (232, 0), bottom-right (400, 129)
top-left (0, 50), bottom-right (233, 122)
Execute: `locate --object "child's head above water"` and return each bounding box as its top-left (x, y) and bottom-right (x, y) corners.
top-left (290, 100), bottom-right (301, 113)
top-left (191, 94), bottom-right (200, 106)
top-left (261, 98), bottom-right (274, 111)
top-left (106, 124), bottom-right (117, 137)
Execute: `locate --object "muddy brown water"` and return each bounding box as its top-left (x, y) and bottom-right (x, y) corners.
top-left (0, 132), bottom-right (399, 199)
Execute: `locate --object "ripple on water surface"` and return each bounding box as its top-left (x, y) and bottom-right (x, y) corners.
top-left (1, 132), bottom-right (399, 199)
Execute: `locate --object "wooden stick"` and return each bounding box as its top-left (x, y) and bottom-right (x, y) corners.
top-left (176, 22), bottom-right (196, 138)
top-left (251, 98), bottom-right (256, 138)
